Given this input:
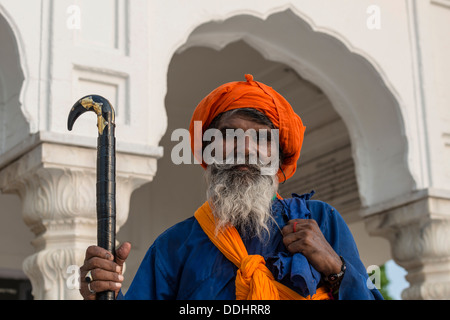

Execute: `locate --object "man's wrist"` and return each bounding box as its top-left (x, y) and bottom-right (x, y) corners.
top-left (323, 256), bottom-right (346, 283)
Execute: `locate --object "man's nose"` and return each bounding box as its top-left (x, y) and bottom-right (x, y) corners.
top-left (241, 135), bottom-right (258, 160)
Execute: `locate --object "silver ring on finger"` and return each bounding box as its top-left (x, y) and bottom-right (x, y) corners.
top-left (88, 282), bottom-right (95, 294)
top-left (85, 270), bottom-right (94, 283)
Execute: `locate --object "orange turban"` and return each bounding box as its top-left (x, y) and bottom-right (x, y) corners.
top-left (189, 74), bottom-right (306, 181)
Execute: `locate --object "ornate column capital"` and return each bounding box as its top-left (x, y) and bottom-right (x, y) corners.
top-left (0, 142), bottom-right (156, 299)
top-left (364, 189), bottom-right (450, 300)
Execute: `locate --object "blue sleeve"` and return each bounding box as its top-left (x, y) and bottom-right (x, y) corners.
top-left (122, 245), bottom-right (176, 300)
top-left (307, 200), bottom-right (383, 300)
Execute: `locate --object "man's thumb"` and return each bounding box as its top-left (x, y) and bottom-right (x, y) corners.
top-left (115, 241), bottom-right (131, 266)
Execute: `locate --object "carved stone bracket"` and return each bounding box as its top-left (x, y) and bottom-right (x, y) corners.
top-left (0, 142), bottom-right (156, 299)
top-left (364, 189), bottom-right (450, 300)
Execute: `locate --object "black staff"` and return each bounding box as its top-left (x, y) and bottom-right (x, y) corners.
top-left (67, 95), bottom-right (116, 300)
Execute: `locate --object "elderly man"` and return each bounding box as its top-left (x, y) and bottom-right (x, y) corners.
top-left (79, 75), bottom-right (383, 300)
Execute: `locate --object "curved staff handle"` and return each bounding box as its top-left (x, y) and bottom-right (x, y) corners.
top-left (68, 95), bottom-right (116, 300)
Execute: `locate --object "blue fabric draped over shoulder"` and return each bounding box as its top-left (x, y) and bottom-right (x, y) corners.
top-left (119, 192), bottom-right (383, 300)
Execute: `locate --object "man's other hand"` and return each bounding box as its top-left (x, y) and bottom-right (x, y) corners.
top-left (281, 220), bottom-right (341, 277)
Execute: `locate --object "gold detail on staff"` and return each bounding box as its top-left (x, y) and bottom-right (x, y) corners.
top-left (80, 96), bottom-right (109, 135)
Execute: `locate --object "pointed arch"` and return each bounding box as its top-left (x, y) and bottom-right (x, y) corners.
top-left (175, 9), bottom-right (415, 208)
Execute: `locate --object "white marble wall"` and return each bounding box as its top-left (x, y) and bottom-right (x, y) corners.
top-left (0, 0), bottom-right (449, 299)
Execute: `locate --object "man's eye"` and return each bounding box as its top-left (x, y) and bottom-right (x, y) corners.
top-left (225, 131), bottom-right (235, 138)
top-left (257, 133), bottom-right (271, 142)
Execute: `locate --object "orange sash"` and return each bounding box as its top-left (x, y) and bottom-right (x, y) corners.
top-left (194, 201), bottom-right (330, 300)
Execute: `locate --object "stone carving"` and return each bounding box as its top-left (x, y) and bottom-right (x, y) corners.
top-left (365, 191), bottom-right (450, 300)
top-left (0, 142), bottom-right (155, 299)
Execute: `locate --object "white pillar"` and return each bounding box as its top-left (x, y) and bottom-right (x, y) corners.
top-left (365, 189), bottom-right (450, 300)
top-left (0, 142), bottom-right (156, 299)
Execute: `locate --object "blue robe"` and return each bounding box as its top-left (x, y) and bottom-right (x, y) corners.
top-left (119, 192), bottom-right (383, 300)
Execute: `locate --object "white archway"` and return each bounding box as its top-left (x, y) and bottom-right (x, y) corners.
top-left (0, 9), bottom-right (34, 299)
top-left (0, 3), bottom-right (30, 167)
top-left (120, 7), bottom-right (407, 292)
top-left (176, 9), bottom-right (416, 209)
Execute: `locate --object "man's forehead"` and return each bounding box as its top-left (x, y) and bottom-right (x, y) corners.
top-left (215, 111), bottom-right (273, 130)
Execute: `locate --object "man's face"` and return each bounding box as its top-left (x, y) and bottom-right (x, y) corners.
top-left (205, 112), bottom-right (279, 239)
top-left (214, 113), bottom-right (277, 170)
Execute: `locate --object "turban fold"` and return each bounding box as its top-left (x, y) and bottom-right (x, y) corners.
top-left (189, 74), bottom-right (306, 181)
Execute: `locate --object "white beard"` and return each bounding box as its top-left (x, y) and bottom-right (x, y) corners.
top-left (205, 162), bottom-right (278, 241)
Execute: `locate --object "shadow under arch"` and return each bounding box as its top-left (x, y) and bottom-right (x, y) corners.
top-left (0, 8), bottom-right (34, 299)
top-left (175, 8), bottom-right (416, 209)
top-left (0, 6), bottom-right (29, 168)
